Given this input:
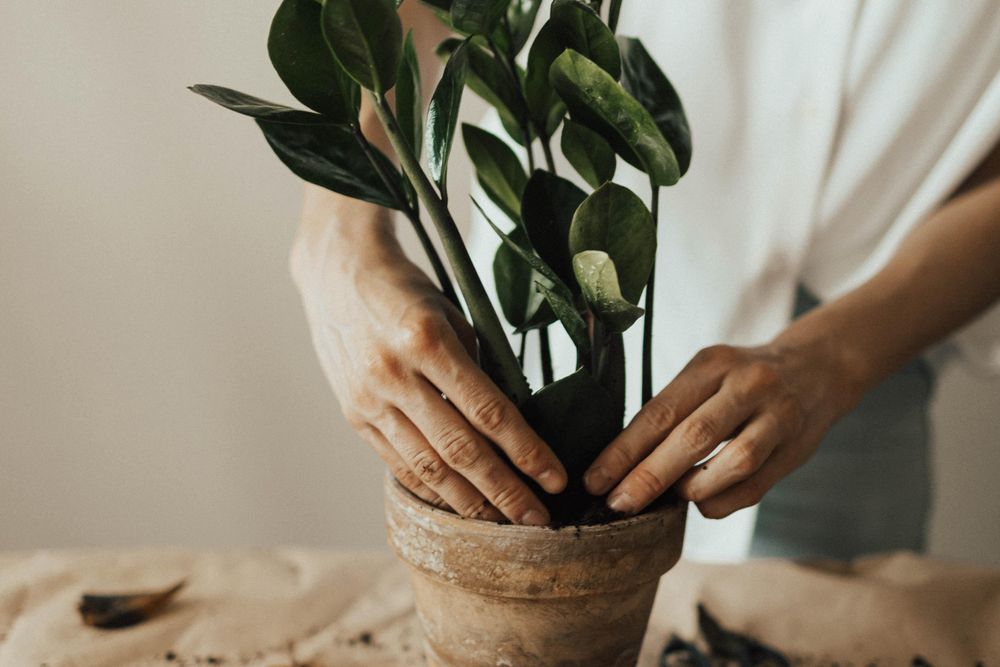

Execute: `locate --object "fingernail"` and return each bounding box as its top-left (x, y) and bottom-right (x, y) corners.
top-left (584, 466), bottom-right (612, 495)
top-left (520, 509), bottom-right (549, 526)
top-left (607, 490), bottom-right (635, 514)
top-left (537, 468), bottom-right (566, 494)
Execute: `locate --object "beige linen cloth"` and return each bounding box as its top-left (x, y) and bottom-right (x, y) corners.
top-left (0, 549), bottom-right (997, 666)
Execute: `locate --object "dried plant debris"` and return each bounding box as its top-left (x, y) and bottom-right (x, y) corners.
top-left (660, 604), bottom-right (789, 667)
top-left (78, 580), bottom-right (185, 629)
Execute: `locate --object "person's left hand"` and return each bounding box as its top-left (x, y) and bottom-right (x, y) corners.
top-left (583, 341), bottom-right (858, 519)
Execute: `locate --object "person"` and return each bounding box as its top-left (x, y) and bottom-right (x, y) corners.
top-left (290, 1), bottom-right (1000, 560)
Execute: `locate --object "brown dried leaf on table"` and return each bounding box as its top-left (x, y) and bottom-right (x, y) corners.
top-left (78, 580), bottom-right (185, 629)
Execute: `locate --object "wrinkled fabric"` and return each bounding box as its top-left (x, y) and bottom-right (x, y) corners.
top-left (0, 550), bottom-right (997, 666)
top-left (468, 0), bottom-right (1000, 562)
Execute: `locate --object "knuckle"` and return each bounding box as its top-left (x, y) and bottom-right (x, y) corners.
top-left (696, 344), bottom-right (736, 367)
top-left (395, 468), bottom-right (426, 492)
top-left (398, 309), bottom-right (444, 355)
top-left (641, 399), bottom-right (678, 430)
top-left (458, 498), bottom-right (491, 520)
top-left (410, 451), bottom-right (449, 487)
top-left (629, 466), bottom-right (668, 498)
top-left (679, 417), bottom-right (717, 458)
top-left (604, 445), bottom-right (637, 476)
top-left (743, 361), bottom-right (780, 392)
top-left (490, 484), bottom-right (529, 515)
top-left (435, 428), bottom-right (482, 470)
top-left (469, 395), bottom-right (509, 434)
top-left (364, 345), bottom-right (405, 382)
top-left (728, 441), bottom-right (762, 479)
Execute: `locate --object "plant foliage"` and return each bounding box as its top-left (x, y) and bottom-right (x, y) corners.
top-left (192, 0), bottom-right (692, 524)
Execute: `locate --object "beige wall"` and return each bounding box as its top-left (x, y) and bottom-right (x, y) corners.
top-left (2, 1), bottom-right (998, 564)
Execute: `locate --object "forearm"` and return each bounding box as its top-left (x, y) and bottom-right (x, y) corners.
top-left (775, 172), bottom-right (1000, 413)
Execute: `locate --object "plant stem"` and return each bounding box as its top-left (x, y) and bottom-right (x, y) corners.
top-left (371, 93), bottom-right (530, 404)
top-left (642, 183), bottom-right (660, 404)
top-left (539, 328), bottom-right (554, 385)
top-left (351, 126), bottom-right (462, 310)
top-left (517, 332), bottom-right (527, 368)
top-left (608, 0), bottom-right (624, 33)
top-left (540, 137), bottom-right (557, 173)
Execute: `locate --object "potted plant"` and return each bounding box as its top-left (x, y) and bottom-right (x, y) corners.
top-left (193, 0), bottom-right (692, 664)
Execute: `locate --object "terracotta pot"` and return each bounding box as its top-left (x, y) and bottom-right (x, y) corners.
top-left (384, 476), bottom-right (687, 667)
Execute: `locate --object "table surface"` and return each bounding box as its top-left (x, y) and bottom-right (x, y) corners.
top-left (1, 549), bottom-right (997, 666)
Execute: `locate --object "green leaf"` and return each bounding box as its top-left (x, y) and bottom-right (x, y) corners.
top-left (438, 37), bottom-right (529, 146)
top-left (550, 49), bottom-right (680, 186)
top-left (427, 40), bottom-right (470, 188)
top-left (268, 0), bottom-right (360, 123)
top-left (561, 119), bottom-right (616, 188)
top-left (257, 120), bottom-right (402, 209)
top-left (503, 0), bottom-right (544, 57)
top-left (619, 37), bottom-right (692, 176)
top-left (521, 170), bottom-right (588, 289)
top-left (573, 251), bottom-right (644, 333)
top-left (520, 368), bottom-right (623, 522)
top-left (534, 282), bottom-right (590, 353)
top-left (321, 0), bottom-right (402, 94)
top-left (524, 0), bottom-right (621, 139)
top-left (463, 124), bottom-right (528, 223)
top-left (421, 0), bottom-right (452, 9)
top-left (493, 226), bottom-right (550, 328)
top-left (475, 198), bottom-right (590, 355)
top-left (568, 181), bottom-right (655, 303)
top-left (450, 0), bottom-right (509, 35)
top-left (189, 85), bottom-right (332, 124)
top-left (396, 30), bottom-right (423, 158)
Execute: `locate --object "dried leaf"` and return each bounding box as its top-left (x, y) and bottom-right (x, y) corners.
top-left (78, 580), bottom-right (185, 629)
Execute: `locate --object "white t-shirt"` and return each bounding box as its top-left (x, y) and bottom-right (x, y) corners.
top-left (468, 0), bottom-right (1000, 560)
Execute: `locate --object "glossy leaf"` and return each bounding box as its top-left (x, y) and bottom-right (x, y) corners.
top-left (561, 119), bottom-right (616, 188)
top-left (438, 38), bottom-right (528, 145)
top-left (524, 0), bottom-right (621, 138)
top-left (427, 40), bottom-right (470, 188)
top-left (521, 170), bottom-right (588, 288)
top-left (503, 0), bottom-right (544, 57)
top-left (257, 120), bottom-right (402, 209)
top-left (450, 0), bottom-right (509, 35)
top-left (189, 85), bottom-right (332, 124)
top-left (463, 124), bottom-right (528, 222)
top-left (321, 0), bottom-right (402, 94)
top-left (619, 37), bottom-right (692, 176)
top-left (475, 199), bottom-right (589, 354)
top-left (569, 181), bottom-right (655, 303)
top-left (397, 31), bottom-right (423, 158)
top-left (493, 226), bottom-right (550, 328)
top-left (268, 0), bottom-right (360, 123)
top-left (520, 369), bottom-right (623, 521)
top-left (573, 251), bottom-right (644, 333)
top-left (550, 49), bottom-right (680, 186)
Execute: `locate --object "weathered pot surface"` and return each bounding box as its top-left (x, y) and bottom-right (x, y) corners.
top-left (384, 475), bottom-right (687, 667)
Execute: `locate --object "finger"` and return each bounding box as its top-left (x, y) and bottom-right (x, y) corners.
top-left (674, 412), bottom-right (782, 503)
top-left (441, 300), bottom-right (478, 360)
top-left (607, 386), bottom-right (758, 515)
top-left (404, 380), bottom-right (553, 526)
top-left (378, 408), bottom-right (505, 522)
top-left (584, 362), bottom-right (725, 496)
top-left (695, 447), bottom-right (796, 520)
top-left (357, 423), bottom-right (448, 509)
top-left (420, 335), bottom-right (567, 494)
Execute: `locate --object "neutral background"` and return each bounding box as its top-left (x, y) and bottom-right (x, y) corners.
top-left (2, 1), bottom-right (998, 564)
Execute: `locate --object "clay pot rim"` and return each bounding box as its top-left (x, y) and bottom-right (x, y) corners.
top-left (386, 474), bottom-right (681, 538)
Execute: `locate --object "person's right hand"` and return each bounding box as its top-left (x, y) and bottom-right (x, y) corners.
top-left (291, 189), bottom-right (566, 526)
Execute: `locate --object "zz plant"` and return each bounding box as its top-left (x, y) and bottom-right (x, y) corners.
top-left (192, 0), bottom-right (691, 523)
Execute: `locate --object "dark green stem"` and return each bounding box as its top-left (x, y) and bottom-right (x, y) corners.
top-left (350, 126), bottom-right (461, 311)
top-left (540, 137), bottom-right (557, 173)
top-left (518, 332), bottom-right (527, 368)
top-left (539, 327), bottom-right (554, 385)
top-left (608, 0), bottom-right (624, 33)
top-left (642, 183), bottom-right (660, 404)
top-left (371, 93), bottom-right (530, 404)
